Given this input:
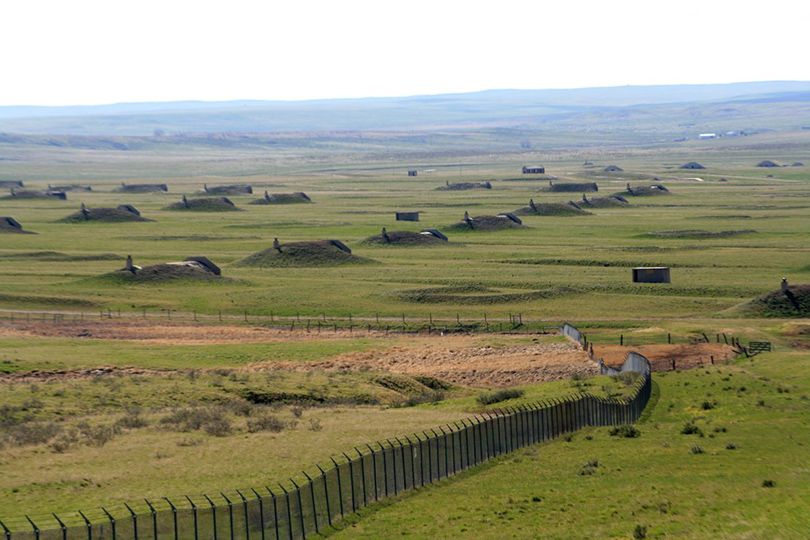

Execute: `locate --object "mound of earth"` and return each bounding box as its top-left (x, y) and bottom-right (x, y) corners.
top-left (165, 197), bottom-right (241, 211)
top-left (1, 190), bottom-right (66, 200)
top-left (199, 184), bottom-right (253, 195)
top-left (0, 180), bottom-right (24, 188)
top-left (542, 182), bottom-right (598, 193)
top-left (48, 184), bottom-right (92, 191)
top-left (395, 285), bottom-right (578, 304)
top-left (679, 162), bottom-right (705, 169)
top-left (579, 195), bottom-right (630, 208)
top-left (360, 230), bottom-right (446, 246)
top-left (0, 217), bottom-right (35, 234)
top-left (757, 160), bottom-right (779, 168)
top-left (436, 181), bottom-right (492, 191)
top-left (603, 165), bottom-right (623, 172)
top-left (237, 240), bottom-right (375, 267)
top-left (59, 206), bottom-right (152, 222)
top-left (648, 229), bottom-right (756, 238)
top-left (115, 263), bottom-right (225, 283)
top-left (513, 201), bottom-right (591, 216)
top-left (616, 184), bottom-right (671, 196)
top-left (250, 192), bottom-right (312, 204)
top-left (115, 183), bottom-right (168, 193)
top-left (740, 285), bottom-right (810, 317)
top-left (446, 214), bottom-right (526, 231)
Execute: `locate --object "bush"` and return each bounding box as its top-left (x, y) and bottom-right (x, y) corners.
top-left (308, 418), bottom-right (323, 431)
top-left (700, 401), bottom-right (716, 410)
top-left (726, 443), bottom-right (738, 450)
top-left (681, 422), bottom-right (703, 436)
top-left (116, 409), bottom-right (149, 429)
top-left (476, 389), bottom-right (524, 406)
top-left (404, 391), bottom-right (445, 407)
top-left (609, 425), bottom-right (640, 438)
top-left (5, 422), bottom-right (63, 447)
top-left (203, 417), bottom-right (233, 437)
top-left (247, 415), bottom-right (286, 433)
top-left (762, 479), bottom-right (776, 488)
top-left (78, 422), bottom-right (119, 447)
top-left (160, 407), bottom-right (225, 432)
top-left (689, 445), bottom-right (705, 454)
top-left (633, 525), bottom-right (648, 539)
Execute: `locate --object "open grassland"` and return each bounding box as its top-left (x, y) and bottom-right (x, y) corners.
top-left (328, 351), bottom-right (810, 539)
top-left (1, 129), bottom-right (809, 534)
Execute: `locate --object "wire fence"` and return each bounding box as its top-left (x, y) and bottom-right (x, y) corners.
top-left (0, 351), bottom-right (652, 540)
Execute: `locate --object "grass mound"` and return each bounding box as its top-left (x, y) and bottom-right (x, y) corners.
top-left (580, 195), bottom-right (630, 208)
top-left (0, 218), bottom-right (34, 234)
top-left (48, 184), bottom-right (91, 191)
top-left (112, 264), bottom-right (225, 283)
top-left (446, 215), bottom-right (526, 231)
top-left (740, 285), bottom-right (810, 317)
top-left (250, 192), bottom-right (312, 204)
top-left (360, 230), bottom-right (445, 247)
top-left (59, 207), bottom-right (152, 223)
top-left (395, 285), bottom-right (578, 304)
top-left (647, 229), bottom-right (756, 239)
top-left (164, 197), bottom-right (241, 212)
top-left (436, 181), bottom-right (492, 191)
top-left (513, 201), bottom-right (591, 216)
top-left (0, 251), bottom-right (119, 261)
top-left (199, 184), bottom-right (253, 195)
top-left (616, 184), bottom-right (671, 196)
top-left (542, 182), bottom-right (598, 193)
top-left (115, 183), bottom-right (167, 193)
top-left (236, 241), bottom-right (375, 267)
top-left (0, 190), bottom-right (65, 200)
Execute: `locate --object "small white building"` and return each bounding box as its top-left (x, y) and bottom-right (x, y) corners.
top-left (698, 133), bottom-right (717, 140)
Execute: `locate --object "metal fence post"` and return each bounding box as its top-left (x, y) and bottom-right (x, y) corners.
top-left (165, 497), bottom-right (179, 540)
top-left (101, 508), bottom-right (114, 540)
top-left (53, 514), bottom-right (67, 540)
top-left (366, 444), bottom-right (379, 500)
top-left (221, 493), bottom-right (235, 540)
top-left (329, 457), bottom-right (344, 517)
top-left (379, 442), bottom-right (390, 497)
top-left (236, 490), bottom-right (250, 540)
top-left (404, 436), bottom-right (417, 488)
top-left (79, 510), bottom-right (93, 540)
top-left (250, 489), bottom-right (266, 540)
top-left (266, 488), bottom-right (280, 540)
top-left (124, 503), bottom-right (139, 540)
top-left (315, 466), bottom-right (331, 528)
top-left (355, 448), bottom-right (367, 507)
top-left (342, 452), bottom-right (357, 512)
top-left (395, 437), bottom-right (408, 490)
top-left (386, 441), bottom-right (398, 495)
top-left (186, 496), bottom-right (199, 540)
top-left (423, 431), bottom-right (433, 483)
top-left (288, 480), bottom-right (305, 539)
top-left (0, 518), bottom-right (10, 540)
top-left (204, 494), bottom-right (218, 540)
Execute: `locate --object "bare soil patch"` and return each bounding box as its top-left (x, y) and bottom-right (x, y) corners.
top-left (593, 343), bottom-right (737, 371)
top-left (265, 342), bottom-right (597, 387)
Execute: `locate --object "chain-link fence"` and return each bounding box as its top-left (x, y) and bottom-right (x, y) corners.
top-left (0, 352), bottom-right (652, 540)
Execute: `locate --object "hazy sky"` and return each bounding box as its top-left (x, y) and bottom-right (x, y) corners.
top-left (3, 0), bottom-right (809, 106)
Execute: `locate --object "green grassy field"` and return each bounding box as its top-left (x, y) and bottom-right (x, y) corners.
top-left (1, 129), bottom-right (809, 535)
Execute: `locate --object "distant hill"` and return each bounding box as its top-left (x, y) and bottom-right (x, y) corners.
top-left (2, 81), bottom-right (810, 136)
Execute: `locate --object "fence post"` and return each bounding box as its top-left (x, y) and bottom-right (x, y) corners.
top-left (265, 488), bottom-right (280, 540)
top-left (185, 496), bottom-right (199, 540)
top-left (423, 431), bottom-right (433, 483)
top-left (404, 436), bottom-right (417, 489)
top-left (355, 448), bottom-right (367, 507)
top-left (276, 485), bottom-right (293, 540)
top-left (0, 518), bottom-right (10, 540)
top-left (288, 480), bottom-right (305, 539)
top-left (100, 508), bottom-right (114, 540)
top-left (365, 444), bottom-right (379, 501)
top-left (385, 441), bottom-right (398, 495)
top-left (301, 472), bottom-right (319, 535)
top-left (78, 510), bottom-right (93, 540)
top-left (329, 457), bottom-right (344, 517)
top-left (52, 503), bottom-right (67, 540)
top-left (342, 452), bottom-right (357, 512)
top-left (204, 495), bottom-right (218, 540)
top-left (250, 489), bottom-right (266, 540)
top-left (378, 442), bottom-right (390, 497)
top-left (396, 437), bottom-right (409, 491)
top-left (221, 492), bottom-right (235, 540)
top-left (236, 490), bottom-right (250, 540)
top-left (124, 503), bottom-right (139, 540)
top-left (314, 465), bottom-right (331, 528)
top-left (445, 426), bottom-right (457, 475)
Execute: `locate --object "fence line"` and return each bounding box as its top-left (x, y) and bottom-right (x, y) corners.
top-left (0, 354), bottom-right (652, 540)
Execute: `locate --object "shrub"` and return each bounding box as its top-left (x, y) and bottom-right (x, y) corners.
top-left (290, 406), bottom-right (304, 418)
top-left (161, 407), bottom-right (224, 432)
top-left (404, 391), bottom-right (445, 407)
top-left (633, 525), bottom-right (648, 539)
top-left (713, 426), bottom-right (727, 433)
top-left (700, 401), bottom-right (716, 410)
top-left (5, 422), bottom-right (63, 447)
top-left (308, 418), bottom-right (323, 432)
top-left (476, 389), bottom-right (524, 406)
top-left (681, 422), bottom-right (703, 436)
top-left (762, 479), bottom-right (776, 488)
top-left (609, 425), bottom-right (640, 438)
top-left (726, 443), bottom-right (738, 450)
top-left (203, 417), bottom-right (233, 437)
top-left (78, 423), bottom-right (119, 447)
top-left (116, 409), bottom-right (149, 429)
top-left (689, 445), bottom-right (705, 454)
top-left (247, 415), bottom-right (286, 433)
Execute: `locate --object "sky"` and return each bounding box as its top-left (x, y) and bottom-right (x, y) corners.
top-left (2, 0), bottom-right (809, 107)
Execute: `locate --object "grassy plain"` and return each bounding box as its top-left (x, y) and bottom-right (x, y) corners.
top-left (1, 128), bottom-right (809, 534)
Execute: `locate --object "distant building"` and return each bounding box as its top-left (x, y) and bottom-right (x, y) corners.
top-left (632, 267), bottom-right (671, 284)
top-left (407, 170), bottom-right (418, 177)
top-left (396, 211), bottom-right (420, 222)
top-left (698, 133), bottom-right (717, 140)
top-left (522, 165), bottom-right (545, 174)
